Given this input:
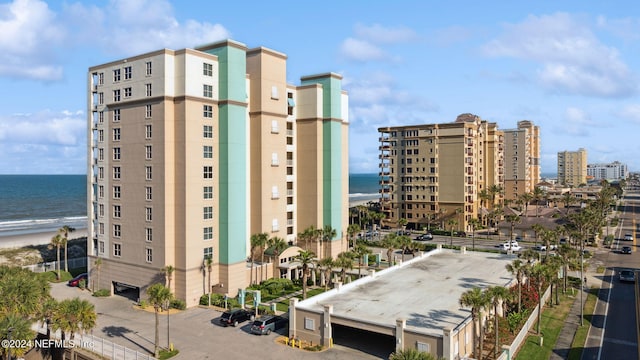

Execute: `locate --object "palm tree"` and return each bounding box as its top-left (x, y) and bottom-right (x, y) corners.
top-left (39, 297), bottom-right (59, 339)
top-left (352, 243), bottom-right (372, 277)
top-left (468, 218), bottom-right (482, 250)
top-left (398, 217), bottom-right (408, 232)
top-left (335, 252), bottom-right (355, 283)
top-left (529, 263), bottom-right (547, 334)
top-left (556, 243), bottom-right (577, 293)
top-left (380, 233), bottom-right (399, 267)
top-left (0, 314), bottom-right (35, 360)
top-left (250, 232), bottom-right (268, 284)
top-left (459, 287), bottom-right (490, 360)
top-left (397, 235), bottom-right (412, 262)
top-left (486, 286), bottom-right (511, 359)
top-left (51, 297), bottom-right (97, 359)
top-left (269, 236), bottom-right (288, 279)
top-left (205, 257), bottom-right (213, 295)
top-left (147, 283), bottom-right (173, 358)
top-left (294, 250), bottom-right (316, 299)
top-left (317, 257), bottom-right (335, 291)
top-left (488, 184), bottom-right (504, 208)
top-left (505, 214), bottom-right (521, 243)
top-left (321, 225), bottom-right (337, 259)
top-left (59, 225), bottom-right (75, 272)
top-left (518, 192), bottom-right (533, 216)
top-left (49, 233), bottom-right (64, 280)
top-left (532, 187), bottom-right (546, 217)
top-left (505, 259), bottom-right (527, 313)
top-left (93, 257), bottom-right (102, 292)
top-left (447, 218), bottom-right (458, 247)
top-left (347, 223), bottom-right (361, 248)
top-left (162, 265), bottom-right (175, 291)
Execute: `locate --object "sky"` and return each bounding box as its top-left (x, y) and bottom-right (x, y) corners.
top-left (1, 0), bottom-right (639, 175)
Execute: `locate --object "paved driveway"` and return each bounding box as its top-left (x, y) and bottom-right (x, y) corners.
top-left (50, 283), bottom-right (379, 360)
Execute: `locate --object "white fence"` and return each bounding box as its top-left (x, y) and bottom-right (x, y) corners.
top-left (23, 257), bottom-right (87, 273)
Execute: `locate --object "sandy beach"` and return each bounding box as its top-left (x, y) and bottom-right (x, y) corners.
top-left (0, 228), bottom-right (88, 249)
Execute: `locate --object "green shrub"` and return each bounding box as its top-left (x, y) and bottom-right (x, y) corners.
top-left (170, 299), bottom-right (186, 310)
top-left (199, 293), bottom-right (225, 306)
top-left (78, 279), bottom-right (86, 289)
top-left (139, 300), bottom-right (148, 309)
top-left (93, 289), bottom-right (110, 297)
top-left (507, 310), bottom-right (528, 334)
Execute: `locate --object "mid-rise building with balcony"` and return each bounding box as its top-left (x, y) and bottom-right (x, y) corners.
top-left (502, 120), bottom-right (540, 201)
top-left (557, 148), bottom-right (587, 187)
top-left (587, 161), bottom-right (628, 181)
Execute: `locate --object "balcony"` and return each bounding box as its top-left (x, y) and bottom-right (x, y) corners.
top-left (379, 162), bottom-right (390, 168)
top-left (379, 145), bottom-right (390, 151)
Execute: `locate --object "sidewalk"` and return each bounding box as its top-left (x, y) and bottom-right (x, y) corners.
top-left (550, 285), bottom-right (587, 359)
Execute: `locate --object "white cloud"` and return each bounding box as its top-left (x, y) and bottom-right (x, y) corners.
top-left (340, 23), bottom-right (417, 63)
top-left (482, 12), bottom-right (637, 98)
top-left (616, 104), bottom-right (640, 123)
top-left (340, 38), bottom-right (386, 62)
top-left (0, 0), bottom-right (65, 80)
top-left (353, 23), bottom-right (417, 44)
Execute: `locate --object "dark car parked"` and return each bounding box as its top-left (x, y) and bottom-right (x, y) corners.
top-left (415, 233), bottom-right (433, 241)
top-left (67, 273), bottom-right (88, 287)
top-left (621, 246), bottom-right (632, 254)
top-left (250, 315), bottom-right (288, 335)
top-left (220, 309), bottom-right (254, 327)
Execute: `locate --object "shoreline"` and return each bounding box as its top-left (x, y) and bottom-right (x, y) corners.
top-left (0, 228), bottom-right (88, 249)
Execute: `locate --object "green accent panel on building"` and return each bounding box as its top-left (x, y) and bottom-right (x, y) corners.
top-left (301, 76), bottom-right (342, 119)
top-left (203, 44), bottom-right (248, 264)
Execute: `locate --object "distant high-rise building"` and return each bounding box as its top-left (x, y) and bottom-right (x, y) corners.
top-left (557, 148), bottom-right (587, 186)
top-left (502, 120), bottom-right (540, 201)
top-left (87, 39), bottom-right (349, 307)
top-left (378, 114), bottom-right (504, 233)
top-left (587, 161), bottom-right (628, 181)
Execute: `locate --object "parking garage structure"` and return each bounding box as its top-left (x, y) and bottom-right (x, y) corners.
top-left (290, 246), bottom-right (516, 359)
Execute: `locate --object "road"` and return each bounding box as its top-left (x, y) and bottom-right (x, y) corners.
top-left (583, 186), bottom-right (639, 360)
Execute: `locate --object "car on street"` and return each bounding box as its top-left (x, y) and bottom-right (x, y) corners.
top-left (415, 233), bottom-right (433, 241)
top-left (67, 273), bottom-right (88, 287)
top-left (396, 230), bottom-right (411, 236)
top-left (250, 315), bottom-right (288, 335)
top-left (534, 244), bottom-right (547, 251)
top-left (621, 246), bottom-right (632, 254)
top-left (220, 309), bottom-right (254, 327)
top-left (624, 233), bottom-right (634, 241)
top-left (498, 242), bottom-right (521, 252)
top-left (619, 269), bottom-right (636, 283)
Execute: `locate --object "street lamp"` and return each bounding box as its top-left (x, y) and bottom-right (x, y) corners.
top-left (163, 300), bottom-right (171, 350)
top-left (580, 239), bottom-right (584, 326)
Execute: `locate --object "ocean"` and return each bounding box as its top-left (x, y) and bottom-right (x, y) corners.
top-left (0, 173), bottom-right (381, 237)
top-left (0, 175), bottom-right (87, 237)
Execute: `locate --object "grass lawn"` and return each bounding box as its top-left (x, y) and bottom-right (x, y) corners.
top-left (515, 292), bottom-right (575, 360)
top-left (567, 287), bottom-right (598, 360)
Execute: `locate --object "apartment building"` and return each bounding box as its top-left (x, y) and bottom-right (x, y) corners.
top-left (557, 148), bottom-right (587, 187)
top-left (502, 120), bottom-right (540, 201)
top-left (378, 114), bottom-right (504, 233)
top-left (87, 39), bottom-right (348, 307)
top-left (587, 161), bottom-right (628, 181)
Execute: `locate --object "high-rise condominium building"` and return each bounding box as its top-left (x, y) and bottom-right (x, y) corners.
top-left (87, 39), bottom-right (349, 307)
top-left (502, 120), bottom-right (540, 201)
top-left (557, 148), bottom-right (587, 186)
top-left (587, 161), bottom-right (628, 181)
top-left (378, 114), bottom-right (504, 233)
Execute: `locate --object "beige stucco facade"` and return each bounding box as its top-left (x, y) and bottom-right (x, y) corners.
top-left (503, 120), bottom-right (540, 201)
top-left (557, 148), bottom-right (588, 187)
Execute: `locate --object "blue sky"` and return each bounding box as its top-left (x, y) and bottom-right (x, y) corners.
top-left (1, 0), bottom-right (639, 175)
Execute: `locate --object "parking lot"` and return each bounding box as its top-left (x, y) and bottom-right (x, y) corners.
top-left (50, 282), bottom-right (379, 360)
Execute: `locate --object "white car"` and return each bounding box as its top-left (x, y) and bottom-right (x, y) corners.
top-left (534, 244), bottom-right (547, 251)
top-left (624, 233), bottom-right (633, 241)
top-left (499, 243), bottom-right (521, 252)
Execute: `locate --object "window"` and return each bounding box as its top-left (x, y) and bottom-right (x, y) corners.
top-left (145, 61), bottom-right (152, 76)
top-left (417, 342), bottom-right (430, 353)
top-left (204, 247), bottom-right (213, 259)
top-left (113, 166), bottom-right (121, 179)
top-left (204, 186), bottom-right (213, 199)
top-left (145, 104), bottom-right (152, 118)
top-left (98, 148), bottom-right (104, 161)
top-left (272, 218), bottom-right (279, 232)
top-left (271, 120), bottom-right (279, 133)
top-left (271, 85), bottom-right (279, 99)
top-left (145, 83), bottom-right (152, 96)
top-left (99, 111), bottom-right (104, 123)
top-left (203, 105), bottom-right (213, 118)
top-left (145, 207), bottom-right (152, 221)
top-left (113, 147), bottom-right (121, 160)
top-left (124, 66), bottom-right (132, 80)
top-left (99, 167), bottom-right (104, 179)
top-left (304, 318), bottom-right (314, 330)
top-left (203, 146), bottom-right (212, 158)
top-left (145, 186), bottom-right (152, 201)
top-left (124, 87), bottom-right (132, 98)
top-left (145, 166), bottom-right (152, 180)
top-left (98, 72), bottom-right (104, 85)
top-left (113, 69), bottom-right (121, 82)
top-left (113, 185), bottom-right (121, 199)
top-left (114, 243), bottom-right (122, 257)
top-left (113, 128), bottom-right (121, 141)
top-left (203, 125), bottom-right (213, 138)
top-left (98, 92), bottom-right (104, 104)
top-left (287, 92), bottom-right (295, 115)
top-left (113, 109), bottom-right (120, 122)
top-left (271, 186), bottom-right (279, 199)
top-left (145, 125), bottom-right (152, 139)
top-left (145, 145), bottom-right (152, 160)
top-left (98, 204), bottom-right (104, 216)
top-left (146, 247), bottom-right (153, 263)
top-left (204, 227), bottom-right (213, 240)
top-left (145, 228), bottom-right (152, 242)
top-left (271, 152), bottom-right (279, 166)
top-left (204, 166), bottom-right (213, 179)
top-left (98, 130), bottom-right (104, 142)
top-left (99, 185), bottom-right (104, 198)
top-left (113, 224), bottom-right (121, 237)
top-left (204, 206), bottom-right (213, 219)
top-left (203, 84), bottom-right (213, 98)
top-left (203, 62), bottom-right (213, 76)
top-left (99, 223), bottom-right (104, 236)
top-left (113, 89), bottom-right (121, 102)
top-left (99, 240), bottom-right (104, 253)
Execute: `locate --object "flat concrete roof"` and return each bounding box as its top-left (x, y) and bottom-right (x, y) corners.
top-left (297, 248), bottom-right (516, 336)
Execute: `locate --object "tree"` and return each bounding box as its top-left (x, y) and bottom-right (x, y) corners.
top-left (398, 218), bottom-right (408, 232)
top-left (397, 235), bottom-right (412, 262)
top-left (59, 225), bottom-right (75, 272)
top-left (347, 223), bottom-right (361, 248)
top-left (0, 314), bottom-right (35, 360)
top-left (317, 257), bottom-right (335, 291)
top-left (334, 252), bottom-right (355, 283)
top-left (505, 214), bottom-right (521, 243)
top-left (459, 287), bottom-right (490, 360)
top-left (380, 233), bottom-right (399, 267)
top-left (250, 232), bottom-right (268, 284)
top-left (532, 187), bottom-right (546, 217)
top-left (486, 286), bottom-right (511, 359)
top-left (147, 283), bottom-right (173, 358)
top-left (49, 233), bottom-right (64, 280)
top-left (294, 250), bottom-right (316, 299)
top-left (528, 264), bottom-right (547, 334)
top-left (93, 257), bottom-right (102, 292)
top-left (447, 218), bottom-right (458, 247)
top-left (352, 243), bottom-right (372, 277)
top-left (50, 298), bottom-right (97, 360)
top-left (269, 236), bottom-right (288, 279)
top-left (321, 225), bottom-right (337, 259)
top-left (518, 192), bottom-right (533, 216)
top-left (205, 257), bottom-right (213, 295)
top-left (468, 218), bottom-right (482, 250)
top-left (506, 259), bottom-right (527, 313)
top-left (162, 265), bottom-right (175, 291)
